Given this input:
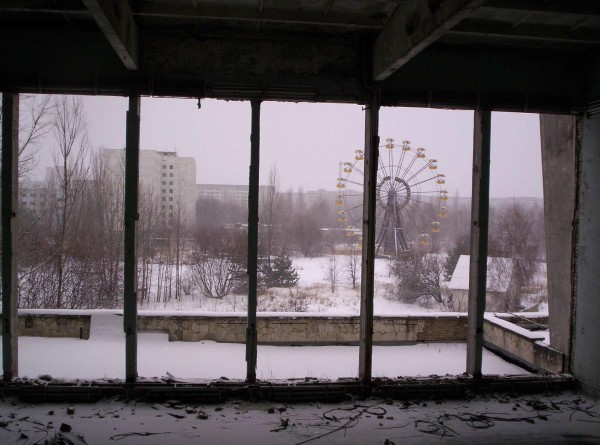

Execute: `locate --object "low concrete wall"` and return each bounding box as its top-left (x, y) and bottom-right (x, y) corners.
top-left (137, 314), bottom-right (468, 345)
top-left (15, 313), bottom-right (90, 339)
top-left (7, 311), bottom-right (563, 374)
top-left (484, 315), bottom-right (564, 373)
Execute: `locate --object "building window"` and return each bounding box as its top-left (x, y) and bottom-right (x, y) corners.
top-left (162, 197), bottom-right (166, 201)
top-left (169, 165), bottom-right (173, 169)
top-left (162, 165), bottom-right (166, 169)
top-left (169, 197), bottom-right (173, 201)
top-left (169, 189), bottom-right (173, 193)
top-left (162, 173), bottom-right (166, 177)
top-left (162, 181), bottom-right (166, 185)
top-left (169, 173), bottom-right (173, 177)
top-left (169, 205), bottom-right (173, 209)
top-left (169, 181), bottom-right (173, 185)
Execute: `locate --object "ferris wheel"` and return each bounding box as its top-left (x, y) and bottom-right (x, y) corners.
top-left (335, 138), bottom-right (448, 258)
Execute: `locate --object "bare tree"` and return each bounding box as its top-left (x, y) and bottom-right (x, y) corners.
top-left (345, 243), bottom-right (360, 289)
top-left (392, 253), bottom-right (444, 308)
top-left (172, 198), bottom-right (190, 300)
top-left (138, 187), bottom-right (161, 305)
top-left (19, 95), bottom-right (54, 177)
top-left (89, 151), bottom-right (124, 307)
top-left (50, 96), bottom-right (91, 308)
top-left (325, 244), bottom-right (338, 294)
top-left (488, 201), bottom-right (545, 305)
top-left (260, 165), bottom-right (280, 278)
top-left (0, 94), bottom-right (53, 178)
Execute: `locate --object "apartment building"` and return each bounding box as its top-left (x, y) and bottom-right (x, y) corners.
top-left (102, 149), bottom-right (197, 224)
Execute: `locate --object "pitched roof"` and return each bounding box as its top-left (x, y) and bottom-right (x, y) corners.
top-left (448, 255), bottom-right (513, 293)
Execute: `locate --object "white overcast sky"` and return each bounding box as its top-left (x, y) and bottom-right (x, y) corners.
top-left (40, 96), bottom-right (543, 199)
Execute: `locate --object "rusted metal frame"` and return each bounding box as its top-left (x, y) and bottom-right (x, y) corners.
top-left (1, 92), bottom-right (19, 381)
top-left (358, 94), bottom-right (380, 384)
top-left (466, 109), bottom-right (491, 377)
top-left (124, 95), bottom-right (140, 383)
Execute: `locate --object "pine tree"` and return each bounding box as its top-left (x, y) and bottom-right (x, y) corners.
top-left (267, 253), bottom-right (299, 288)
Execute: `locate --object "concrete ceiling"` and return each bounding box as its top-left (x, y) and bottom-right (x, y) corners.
top-left (1, 0), bottom-right (599, 112)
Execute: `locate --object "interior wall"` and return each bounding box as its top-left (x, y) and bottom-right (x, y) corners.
top-left (540, 114), bottom-right (576, 360)
top-left (572, 112), bottom-right (600, 396)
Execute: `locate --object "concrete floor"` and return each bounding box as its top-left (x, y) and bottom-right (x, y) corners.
top-left (0, 391), bottom-right (599, 444)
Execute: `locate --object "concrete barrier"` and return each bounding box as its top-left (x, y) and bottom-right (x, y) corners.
top-left (6, 310), bottom-right (563, 373)
top-left (484, 314), bottom-right (564, 373)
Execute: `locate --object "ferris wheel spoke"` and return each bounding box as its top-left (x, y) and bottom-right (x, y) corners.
top-left (410, 190), bottom-right (442, 195)
top-left (352, 165), bottom-right (364, 176)
top-left (405, 175), bottom-right (440, 189)
top-left (399, 154), bottom-right (419, 183)
top-left (411, 208), bottom-right (438, 228)
top-left (378, 157), bottom-right (391, 180)
top-left (345, 203), bottom-right (363, 212)
top-left (342, 178), bottom-right (363, 187)
top-left (404, 166), bottom-right (430, 184)
top-left (393, 149), bottom-right (407, 183)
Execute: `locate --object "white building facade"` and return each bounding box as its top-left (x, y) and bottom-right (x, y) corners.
top-left (102, 149), bottom-right (197, 225)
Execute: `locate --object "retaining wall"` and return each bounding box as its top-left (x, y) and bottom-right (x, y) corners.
top-left (484, 314), bottom-right (564, 373)
top-left (6, 311), bottom-right (563, 374)
top-left (137, 314), bottom-right (468, 344)
top-left (14, 313), bottom-right (91, 339)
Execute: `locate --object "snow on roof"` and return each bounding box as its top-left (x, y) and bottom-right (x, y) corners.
top-left (448, 255), bottom-right (513, 293)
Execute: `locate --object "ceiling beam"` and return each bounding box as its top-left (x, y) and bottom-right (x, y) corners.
top-left (372, 0), bottom-right (485, 81)
top-left (484, 0), bottom-right (600, 17)
top-left (82, 0), bottom-right (138, 70)
top-left (131, 3), bottom-right (384, 30)
top-left (449, 20), bottom-right (600, 45)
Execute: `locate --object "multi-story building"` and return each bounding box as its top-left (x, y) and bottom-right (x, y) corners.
top-left (196, 184), bottom-right (279, 207)
top-left (102, 149), bottom-right (197, 224)
top-left (19, 178), bottom-right (50, 215)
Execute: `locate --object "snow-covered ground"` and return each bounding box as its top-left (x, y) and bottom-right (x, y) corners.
top-left (139, 256), bottom-right (444, 315)
top-left (6, 313), bottom-right (526, 380)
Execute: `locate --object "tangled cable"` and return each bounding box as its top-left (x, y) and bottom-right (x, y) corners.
top-left (294, 402), bottom-right (387, 445)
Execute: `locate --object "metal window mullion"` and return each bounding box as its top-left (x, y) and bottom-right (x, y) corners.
top-left (466, 109), bottom-right (491, 377)
top-left (1, 92), bottom-right (19, 381)
top-left (358, 95), bottom-right (380, 384)
top-left (246, 100), bottom-right (261, 383)
top-left (124, 95), bottom-right (140, 383)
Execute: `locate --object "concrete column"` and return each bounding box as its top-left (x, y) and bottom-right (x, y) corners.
top-left (539, 114), bottom-right (576, 365)
top-left (124, 96), bottom-right (140, 383)
top-left (358, 95), bottom-right (380, 384)
top-left (572, 113), bottom-right (600, 396)
top-left (466, 109), bottom-right (491, 378)
top-left (246, 100), bottom-right (261, 383)
top-left (1, 92), bottom-right (19, 381)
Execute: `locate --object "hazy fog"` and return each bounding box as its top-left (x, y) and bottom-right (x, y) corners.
top-left (33, 96), bottom-right (543, 199)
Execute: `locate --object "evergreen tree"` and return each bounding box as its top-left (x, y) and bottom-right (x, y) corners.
top-left (264, 253), bottom-right (299, 288)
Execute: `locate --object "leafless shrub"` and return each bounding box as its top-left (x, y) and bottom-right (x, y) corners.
top-left (392, 254), bottom-right (444, 307)
top-left (287, 287), bottom-right (310, 312)
top-left (188, 255), bottom-right (243, 299)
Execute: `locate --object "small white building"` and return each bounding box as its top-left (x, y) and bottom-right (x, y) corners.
top-left (447, 255), bottom-right (514, 312)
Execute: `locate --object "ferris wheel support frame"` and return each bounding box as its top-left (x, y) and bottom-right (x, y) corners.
top-left (375, 201), bottom-right (409, 257)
